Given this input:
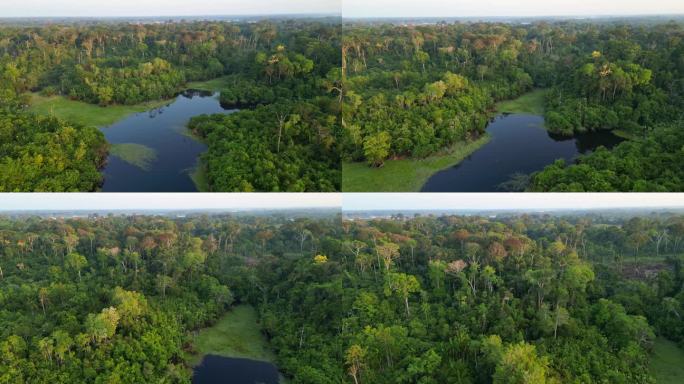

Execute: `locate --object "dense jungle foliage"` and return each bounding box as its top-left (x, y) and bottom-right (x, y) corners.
top-left (0, 212), bottom-right (340, 383)
top-left (252, 212), bottom-right (684, 383)
top-left (0, 19), bottom-right (341, 191)
top-left (0, 94), bottom-right (108, 191)
top-left (341, 20), bottom-right (684, 191)
top-left (4, 211), bottom-right (682, 383)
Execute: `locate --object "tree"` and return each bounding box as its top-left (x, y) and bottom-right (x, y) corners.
top-left (363, 131), bottom-right (391, 167)
top-left (112, 287), bottom-right (147, 329)
top-left (37, 337), bottom-right (53, 363)
top-left (493, 342), bottom-right (553, 384)
top-left (65, 252), bottom-right (87, 281)
top-left (85, 307), bottom-right (120, 344)
top-left (453, 229), bottom-right (470, 254)
top-left (376, 242), bottom-right (400, 271)
top-left (38, 287), bottom-right (49, 315)
top-left (415, 50), bottom-right (430, 72)
top-left (51, 330), bottom-right (72, 365)
top-left (156, 274), bottom-right (173, 298)
top-left (345, 344), bottom-right (366, 384)
top-left (488, 242), bottom-right (507, 262)
top-left (384, 272), bottom-right (421, 317)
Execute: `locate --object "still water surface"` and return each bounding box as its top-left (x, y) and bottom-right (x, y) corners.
top-left (192, 355), bottom-right (280, 384)
top-left (100, 90), bottom-right (236, 192)
top-left (421, 114), bottom-right (623, 192)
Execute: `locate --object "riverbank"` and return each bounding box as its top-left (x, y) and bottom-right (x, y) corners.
top-left (189, 163), bottom-right (210, 192)
top-left (342, 90), bottom-right (547, 192)
top-left (495, 88), bottom-right (547, 115)
top-left (27, 74), bottom-right (231, 127)
top-left (343, 135), bottom-right (490, 192)
top-left (186, 305), bottom-right (277, 367)
top-left (187, 76), bottom-right (233, 92)
top-left (28, 93), bottom-right (172, 127)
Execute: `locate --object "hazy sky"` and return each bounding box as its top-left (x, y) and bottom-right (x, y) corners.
top-left (5, 0), bottom-right (341, 18)
top-left (343, 193), bottom-right (684, 211)
top-left (343, 0), bottom-right (684, 18)
top-left (0, 194), bottom-right (341, 211)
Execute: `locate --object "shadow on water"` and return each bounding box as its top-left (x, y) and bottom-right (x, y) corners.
top-left (421, 114), bottom-right (623, 192)
top-left (100, 90), bottom-right (237, 192)
top-left (192, 355), bottom-right (280, 384)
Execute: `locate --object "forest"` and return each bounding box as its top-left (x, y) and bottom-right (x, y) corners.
top-left (1, 210), bottom-right (683, 383)
top-left (0, 19), bottom-right (341, 191)
top-left (341, 20), bottom-right (684, 191)
top-left (0, 211), bottom-right (340, 383)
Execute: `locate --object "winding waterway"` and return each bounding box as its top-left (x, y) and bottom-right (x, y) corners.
top-left (421, 114), bottom-right (623, 192)
top-left (100, 90), bottom-right (236, 192)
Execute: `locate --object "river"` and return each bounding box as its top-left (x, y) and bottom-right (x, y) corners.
top-left (421, 114), bottom-right (623, 192)
top-left (100, 90), bottom-right (236, 192)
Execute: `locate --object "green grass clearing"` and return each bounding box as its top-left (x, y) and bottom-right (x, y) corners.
top-left (187, 305), bottom-right (276, 367)
top-left (28, 93), bottom-right (172, 128)
top-left (109, 143), bottom-right (157, 170)
top-left (650, 337), bottom-right (684, 383)
top-left (495, 89), bottom-right (547, 115)
top-left (186, 76), bottom-right (233, 92)
top-left (613, 129), bottom-right (642, 141)
top-left (342, 135), bottom-right (490, 192)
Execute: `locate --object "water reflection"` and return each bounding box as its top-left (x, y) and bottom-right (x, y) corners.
top-left (100, 90), bottom-right (236, 192)
top-left (421, 114), bottom-right (623, 192)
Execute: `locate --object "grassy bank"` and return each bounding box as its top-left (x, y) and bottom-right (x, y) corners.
top-left (28, 93), bottom-right (172, 127)
top-left (189, 163), bottom-right (210, 192)
top-left (343, 135), bottom-right (490, 192)
top-left (109, 143), bottom-right (157, 170)
top-left (186, 305), bottom-right (276, 367)
top-left (651, 337), bottom-right (684, 383)
top-left (495, 89), bottom-right (547, 115)
top-left (187, 76), bottom-right (232, 92)
top-left (613, 129), bottom-right (641, 141)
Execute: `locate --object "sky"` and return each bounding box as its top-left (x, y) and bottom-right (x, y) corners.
top-left (4, 0), bottom-right (341, 18)
top-left (2, 193), bottom-right (683, 212)
top-left (343, 0), bottom-right (684, 18)
top-left (343, 193), bottom-right (684, 211)
top-left (1, 193), bottom-right (683, 212)
top-left (0, 193), bottom-right (341, 211)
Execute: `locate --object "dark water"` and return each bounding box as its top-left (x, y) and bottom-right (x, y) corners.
top-left (100, 90), bottom-right (236, 192)
top-left (421, 114), bottom-right (623, 192)
top-left (192, 355), bottom-right (280, 384)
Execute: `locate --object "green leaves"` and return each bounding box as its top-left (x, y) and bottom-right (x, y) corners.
top-left (0, 106), bottom-right (107, 192)
top-left (492, 342), bottom-right (553, 384)
top-left (363, 131), bottom-right (391, 167)
top-left (85, 307), bottom-right (120, 344)
top-left (190, 101), bottom-right (339, 191)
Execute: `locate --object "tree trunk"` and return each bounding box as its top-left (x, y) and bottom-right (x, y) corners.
top-left (298, 326), bottom-right (305, 349)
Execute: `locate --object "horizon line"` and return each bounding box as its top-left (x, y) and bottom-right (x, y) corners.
top-left (343, 13), bottom-right (684, 19)
top-left (0, 13), bottom-right (341, 19)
